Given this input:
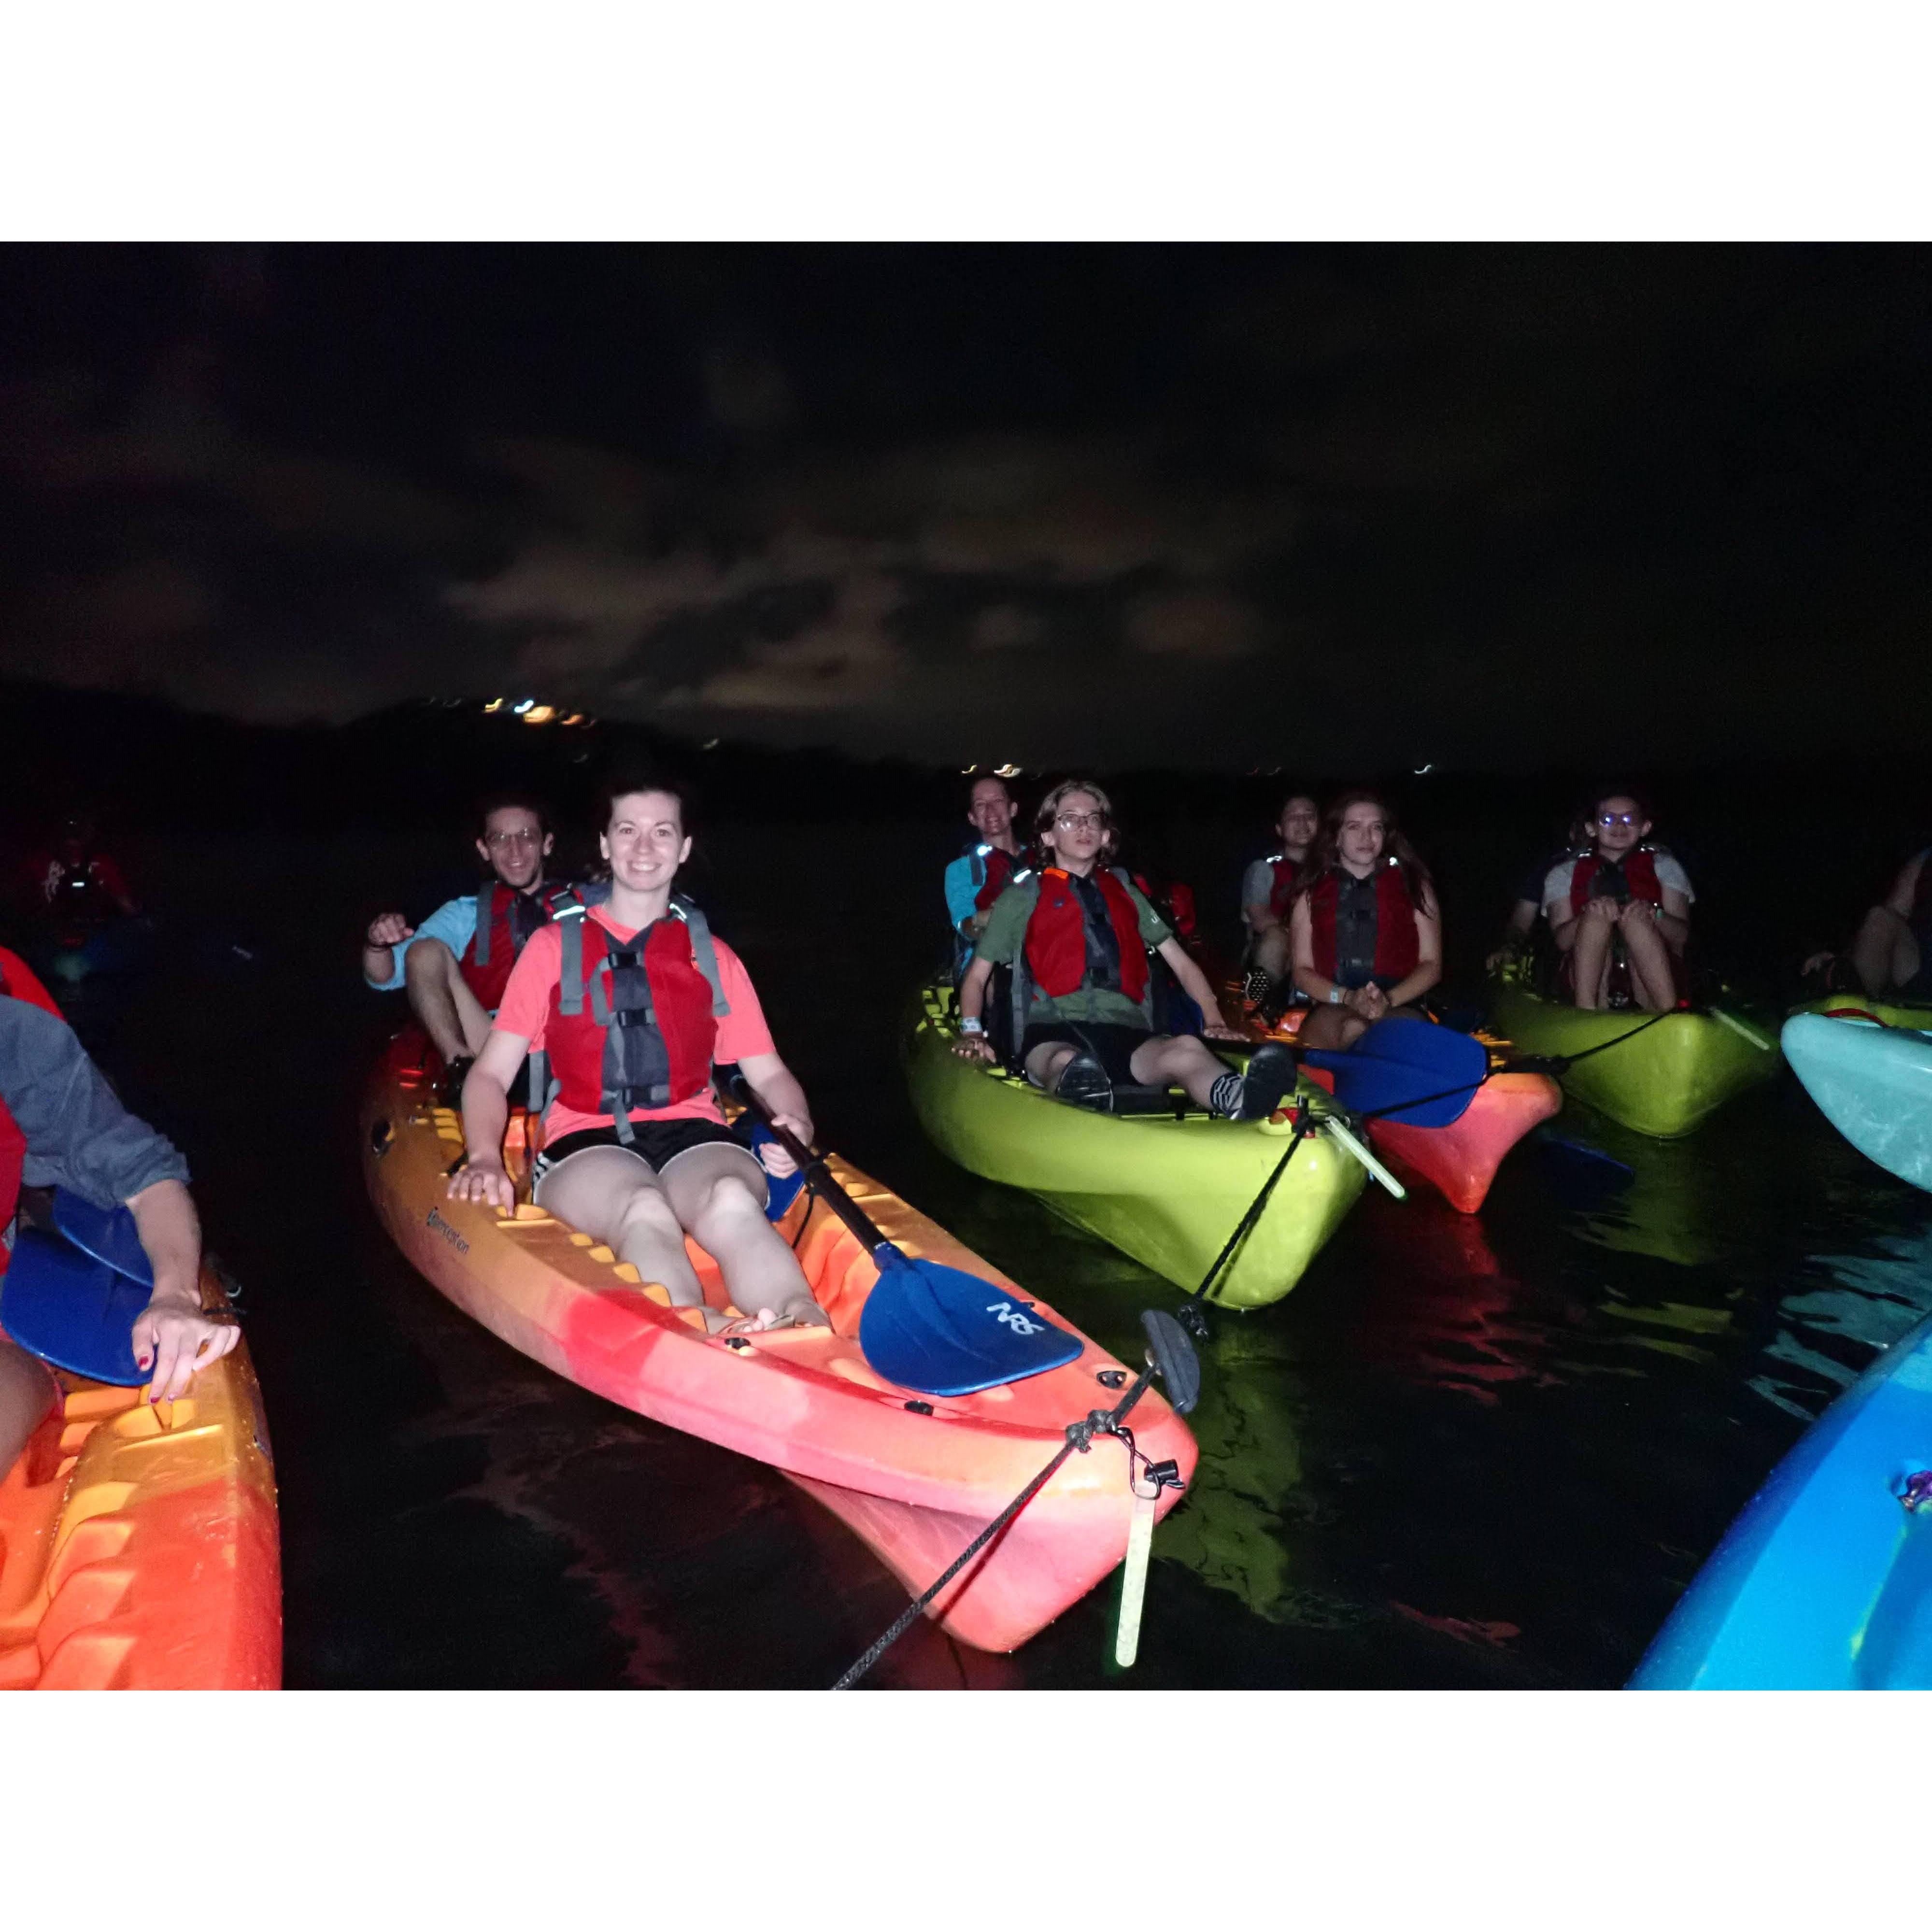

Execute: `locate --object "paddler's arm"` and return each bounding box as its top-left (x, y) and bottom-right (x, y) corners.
top-left (735, 1051), bottom-right (812, 1179)
top-left (1884, 855), bottom-right (1923, 921)
top-left (448, 1027), bottom-right (528, 1210)
top-left (126, 1178), bottom-right (239, 1401)
top-left (1381, 894), bottom-right (1444, 1009)
top-left (953, 954), bottom-right (998, 1061)
top-left (1155, 936), bottom-right (1238, 1038)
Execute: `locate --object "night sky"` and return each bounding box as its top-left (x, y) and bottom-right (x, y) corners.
top-left (4, 243), bottom-right (1928, 773)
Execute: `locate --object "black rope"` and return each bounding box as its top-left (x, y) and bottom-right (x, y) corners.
top-left (829, 1119), bottom-right (1310, 1688)
top-left (831, 1366), bottom-right (1159, 1690)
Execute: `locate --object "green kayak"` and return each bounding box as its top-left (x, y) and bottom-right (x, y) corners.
top-left (902, 985), bottom-right (1364, 1309)
top-left (1487, 975), bottom-right (1781, 1139)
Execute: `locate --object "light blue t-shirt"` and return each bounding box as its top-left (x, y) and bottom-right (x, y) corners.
top-left (365, 894), bottom-right (479, 992)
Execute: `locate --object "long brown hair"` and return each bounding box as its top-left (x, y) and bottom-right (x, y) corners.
top-left (1294, 788), bottom-right (1435, 912)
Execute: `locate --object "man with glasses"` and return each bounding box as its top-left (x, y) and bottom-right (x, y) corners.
top-left (1544, 790), bottom-right (1693, 1010)
top-left (361, 795), bottom-right (573, 1100)
top-left (954, 779), bottom-right (1295, 1118)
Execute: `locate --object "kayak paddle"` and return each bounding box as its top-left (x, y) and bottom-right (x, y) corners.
top-left (0, 1226), bottom-right (153, 1384)
top-left (51, 1187), bottom-right (155, 1286)
top-left (1297, 1013), bottom-right (1491, 1128)
top-left (720, 1066), bottom-right (1083, 1397)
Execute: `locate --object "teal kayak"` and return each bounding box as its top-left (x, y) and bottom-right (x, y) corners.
top-left (1630, 1309), bottom-right (1932, 1688)
top-left (1782, 1009), bottom-right (1932, 1193)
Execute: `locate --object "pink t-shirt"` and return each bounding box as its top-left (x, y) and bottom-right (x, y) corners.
top-left (493, 910), bottom-right (776, 1140)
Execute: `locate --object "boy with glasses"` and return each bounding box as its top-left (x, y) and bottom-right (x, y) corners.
top-left (361, 795), bottom-right (576, 1100)
top-left (1544, 791), bottom-right (1694, 1010)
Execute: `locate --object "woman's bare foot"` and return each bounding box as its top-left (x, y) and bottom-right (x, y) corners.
top-left (721, 1297), bottom-right (832, 1336)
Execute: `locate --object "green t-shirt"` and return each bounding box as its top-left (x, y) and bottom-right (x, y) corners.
top-left (975, 869), bottom-right (1174, 1029)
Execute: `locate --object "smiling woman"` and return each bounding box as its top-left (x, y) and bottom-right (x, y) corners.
top-left (447, 772), bottom-right (833, 1337)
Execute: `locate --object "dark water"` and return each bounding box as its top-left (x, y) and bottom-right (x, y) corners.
top-left (51, 819), bottom-right (1932, 1690)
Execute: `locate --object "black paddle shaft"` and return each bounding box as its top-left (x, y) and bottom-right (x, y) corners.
top-left (719, 1066), bottom-right (890, 1255)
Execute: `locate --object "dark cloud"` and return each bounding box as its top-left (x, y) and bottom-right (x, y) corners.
top-left (2, 244), bottom-right (1927, 767)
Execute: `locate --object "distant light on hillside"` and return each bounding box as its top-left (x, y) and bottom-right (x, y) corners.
top-left (521, 705), bottom-right (556, 725)
top-left (483, 698), bottom-right (505, 713)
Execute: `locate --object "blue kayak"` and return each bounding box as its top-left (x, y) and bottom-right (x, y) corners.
top-left (1630, 1309), bottom-right (1932, 1689)
top-left (1783, 1009), bottom-right (1932, 1194)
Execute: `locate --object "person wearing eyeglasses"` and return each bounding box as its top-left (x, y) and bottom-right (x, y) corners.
top-left (1543, 790), bottom-right (1693, 1010)
top-left (953, 779), bottom-right (1296, 1119)
top-left (360, 793), bottom-right (575, 1102)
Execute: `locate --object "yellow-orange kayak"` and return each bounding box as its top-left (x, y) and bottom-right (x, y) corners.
top-left (0, 1271), bottom-right (281, 1690)
top-left (362, 1028), bottom-right (1195, 1654)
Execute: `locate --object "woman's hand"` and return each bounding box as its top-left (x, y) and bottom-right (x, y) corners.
top-left (756, 1114), bottom-right (813, 1179)
top-left (953, 1035), bottom-right (998, 1063)
top-left (1201, 1020), bottom-right (1245, 1041)
top-left (447, 1161), bottom-right (516, 1210)
top-left (1347, 983), bottom-right (1390, 1021)
top-left (366, 910), bottom-right (413, 948)
top-left (133, 1296), bottom-right (242, 1402)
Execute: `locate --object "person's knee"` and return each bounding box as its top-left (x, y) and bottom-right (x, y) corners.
top-left (691, 1167), bottom-right (768, 1225)
top-left (404, 937), bottom-right (455, 984)
top-left (611, 1185), bottom-right (684, 1245)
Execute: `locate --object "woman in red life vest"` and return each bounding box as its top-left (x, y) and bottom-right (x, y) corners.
top-left (446, 776), bottom-right (827, 1334)
top-left (1289, 790), bottom-right (1443, 1051)
top-left (1802, 846), bottom-right (1932, 1001)
top-left (1546, 790), bottom-right (1691, 1011)
top-left (954, 781), bottom-right (1297, 1120)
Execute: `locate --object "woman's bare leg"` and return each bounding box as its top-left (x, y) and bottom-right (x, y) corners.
top-left (0, 1331), bottom-right (58, 1479)
top-left (661, 1145), bottom-right (827, 1328)
top-left (1295, 1003), bottom-right (1369, 1051)
top-left (534, 1146), bottom-right (707, 1308)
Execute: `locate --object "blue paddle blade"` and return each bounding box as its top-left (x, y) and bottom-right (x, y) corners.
top-left (1300, 1015), bottom-right (1489, 1128)
top-left (740, 1123), bottom-right (807, 1222)
top-left (50, 1189), bottom-right (154, 1287)
top-left (0, 1229), bottom-right (152, 1384)
top-left (859, 1248), bottom-right (1084, 1396)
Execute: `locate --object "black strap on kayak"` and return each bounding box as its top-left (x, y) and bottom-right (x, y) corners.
top-left (831, 1312), bottom-right (1193, 1690)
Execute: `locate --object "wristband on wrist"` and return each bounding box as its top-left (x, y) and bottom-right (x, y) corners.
top-left (1328, 985), bottom-right (1344, 1004)
top-left (959, 1017), bottom-right (985, 1035)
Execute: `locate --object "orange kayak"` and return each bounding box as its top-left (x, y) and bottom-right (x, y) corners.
top-left (361, 1029), bottom-right (1197, 1655)
top-left (0, 1274), bottom-right (281, 1690)
top-left (1240, 1002), bottom-right (1560, 1213)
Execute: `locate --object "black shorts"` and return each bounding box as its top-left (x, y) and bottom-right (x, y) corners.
top-left (1020, 1021), bottom-right (1153, 1088)
top-left (531, 1119), bottom-right (753, 1188)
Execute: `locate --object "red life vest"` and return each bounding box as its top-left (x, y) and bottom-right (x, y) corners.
top-left (542, 904), bottom-right (729, 1138)
top-left (0, 947), bottom-right (62, 1019)
top-left (0, 952), bottom-right (64, 1261)
top-left (1307, 861), bottom-right (1421, 987)
top-left (1023, 867), bottom-right (1150, 1004)
top-left (460, 881), bottom-right (572, 1010)
top-left (1265, 853), bottom-right (1303, 918)
top-left (1568, 848), bottom-right (1664, 916)
top-left (971, 844), bottom-right (1022, 915)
